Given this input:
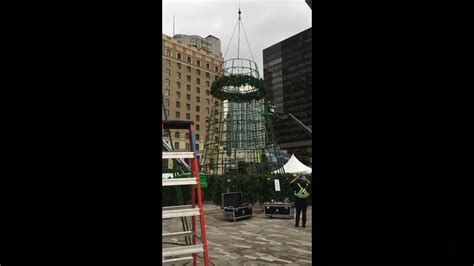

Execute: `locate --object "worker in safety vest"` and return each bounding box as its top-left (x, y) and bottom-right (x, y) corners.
top-left (290, 174), bottom-right (311, 228)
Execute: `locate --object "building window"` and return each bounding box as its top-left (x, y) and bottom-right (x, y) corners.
top-left (186, 94), bottom-right (191, 101)
top-left (186, 113), bottom-right (190, 119)
top-left (166, 49), bottom-right (171, 56)
top-left (177, 72), bottom-right (181, 79)
top-left (187, 75), bottom-right (191, 82)
top-left (196, 144), bottom-right (200, 151)
top-left (185, 143), bottom-right (190, 150)
top-left (206, 63), bottom-right (210, 69)
top-left (196, 96), bottom-right (200, 102)
top-left (186, 103), bottom-right (191, 110)
top-left (187, 85), bottom-right (191, 91)
top-left (215, 66), bottom-right (219, 73)
top-left (187, 56), bottom-right (192, 63)
top-left (176, 101), bottom-right (180, 108)
top-left (206, 90), bottom-right (210, 96)
top-left (215, 75), bottom-right (218, 80)
top-left (187, 66), bottom-right (191, 72)
top-left (177, 63), bottom-right (181, 69)
top-left (197, 60), bottom-right (201, 67)
top-left (186, 133), bottom-right (190, 139)
top-left (196, 69), bottom-right (200, 75)
top-left (176, 111), bottom-right (180, 118)
top-left (175, 132), bottom-right (179, 138)
top-left (196, 87), bottom-right (200, 93)
top-left (176, 91), bottom-right (181, 98)
top-left (175, 142), bottom-right (179, 149)
top-left (165, 99), bottom-right (169, 106)
top-left (196, 105), bottom-right (200, 112)
top-left (196, 115), bottom-right (200, 121)
top-left (165, 89), bottom-right (170, 96)
top-left (206, 72), bottom-right (210, 78)
top-left (196, 78), bottom-right (200, 85)
top-left (177, 53), bottom-right (182, 60)
top-left (196, 124), bottom-right (200, 130)
top-left (165, 79), bottom-right (170, 86)
top-left (177, 82), bottom-right (181, 89)
top-left (166, 69), bottom-right (170, 76)
top-left (206, 81), bottom-right (210, 87)
top-left (206, 107), bottom-right (209, 114)
top-left (196, 134), bottom-right (200, 140)
top-left (206, 99), bottom-right (210, 105)
top-left (166, 59), bottom-right (171, 67)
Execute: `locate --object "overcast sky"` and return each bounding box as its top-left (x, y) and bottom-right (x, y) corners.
top-left (163, 0), bottom-right (311, 76)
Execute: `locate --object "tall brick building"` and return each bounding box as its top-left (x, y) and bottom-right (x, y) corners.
top-left (162, 34), bottom-right (224, 167)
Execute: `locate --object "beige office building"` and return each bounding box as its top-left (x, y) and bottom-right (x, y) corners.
top-left (162, 34), bottom-right (224, 168)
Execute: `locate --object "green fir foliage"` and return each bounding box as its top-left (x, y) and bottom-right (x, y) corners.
top-left (206, 173), bottom-right (312, 206)
top-left (162, 174), bottom-right (312, 206)
top-left (210, 74), bottom-right (266, 102)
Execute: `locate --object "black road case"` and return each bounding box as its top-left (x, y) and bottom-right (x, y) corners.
top-left (222, 192), bottom-right (253, 221)
top-left (264, 202), bottom-right (295, 219)
top-left (224, 205), bottom-right (253, 221)
top-left (221, 192), bottom-right (243, 208)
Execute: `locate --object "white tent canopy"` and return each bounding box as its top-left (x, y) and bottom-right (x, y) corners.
top-left (272, 154), bottom-right (312, 174)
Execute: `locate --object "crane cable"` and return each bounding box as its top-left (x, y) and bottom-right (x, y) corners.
top-left (223, 2), bottom-right (256, 62)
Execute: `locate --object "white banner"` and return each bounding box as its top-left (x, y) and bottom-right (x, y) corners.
top-left (274, 179), bottom-right (281, 192)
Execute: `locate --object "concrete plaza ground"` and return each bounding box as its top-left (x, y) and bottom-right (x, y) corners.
top-left (163, 204), bottom-right (312, 265)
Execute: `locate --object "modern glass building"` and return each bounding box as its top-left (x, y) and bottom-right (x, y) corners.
top-left (263, 28), bottom-right (312, 166)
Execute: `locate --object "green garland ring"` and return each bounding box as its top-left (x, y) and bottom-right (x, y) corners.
top-left (210, 74), bottom-right (266, 102)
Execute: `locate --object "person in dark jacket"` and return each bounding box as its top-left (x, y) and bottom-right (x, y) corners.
top-left (290, 174), bottom-right (311, 228)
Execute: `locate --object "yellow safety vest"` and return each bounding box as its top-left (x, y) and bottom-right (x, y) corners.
top-left (294, 183), bottom-right (310, 199)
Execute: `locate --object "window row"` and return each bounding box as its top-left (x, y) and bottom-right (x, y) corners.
top-left (177, 96), bottom-right (201, 102)
top-left (171, 102), bottom-right (210, 113)
top-left (167, 81), bottom-right (213, 90)
top-left (173, 87), bottom-right (211, 96)
top-left (173, 132), bottom-right (201, 140)
top-left (165, 68), bottom-right (217, 82)
top-left (165, 49), bottom-right (220, 72)
top-left (175, 80), bottom-right (212, 89)
top-left (174, 112), bottom-right (202, 122)
top-left (163, 94), bottom-right (213, 106)
top-left (172, 142), bottom-right (200, 151)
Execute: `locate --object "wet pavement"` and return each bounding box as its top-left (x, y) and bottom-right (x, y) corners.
top-left (163, 204), bottom-right (312, 265)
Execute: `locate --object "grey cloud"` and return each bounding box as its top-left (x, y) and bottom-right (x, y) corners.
top-left (163, 0), bottom-right (311, 77)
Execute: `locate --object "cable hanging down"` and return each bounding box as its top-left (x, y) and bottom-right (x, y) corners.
top-left (240, 20), bottom-right (255, 62)
top-left (223, 18), bottom-right (239, 59)
top-left (222, 6), bottom-right (256, 62)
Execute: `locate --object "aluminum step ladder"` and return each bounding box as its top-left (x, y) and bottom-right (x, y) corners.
top-left (162, 116), bottom-right (193, 246)
top-left (162, 139), bottom-right (190, 170)
top-left (162, 120), bottom-right (209, 266)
